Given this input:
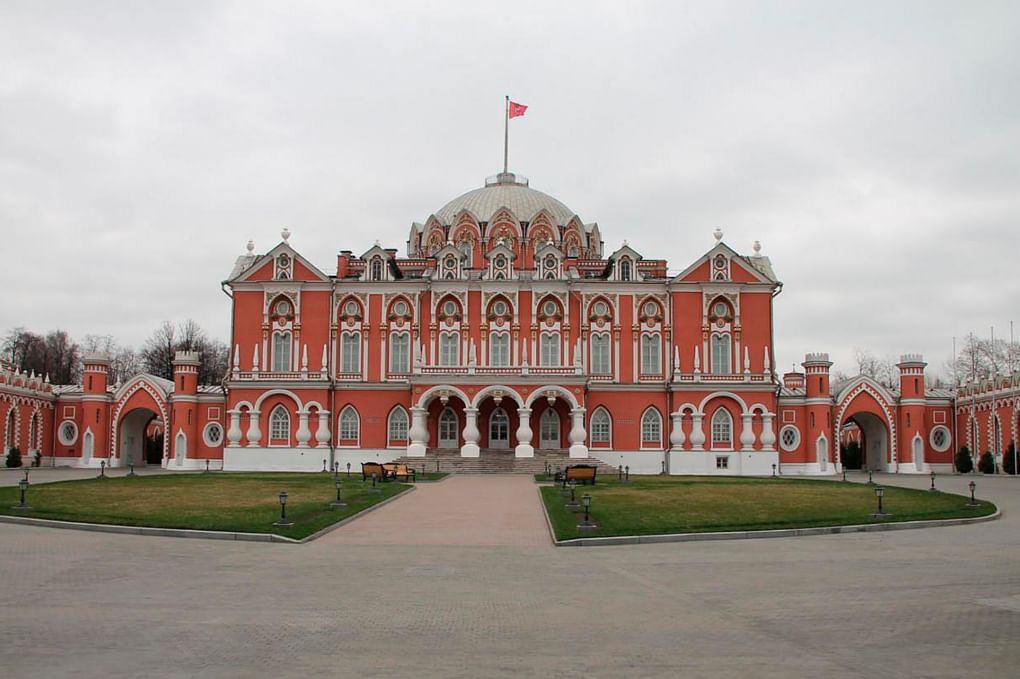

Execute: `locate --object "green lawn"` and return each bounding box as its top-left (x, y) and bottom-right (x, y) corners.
top-left (0, 472), bottom-right (413, 540)
top-left (540, 476), bottom-right (997, 541)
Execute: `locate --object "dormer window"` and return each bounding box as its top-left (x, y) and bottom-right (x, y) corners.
top-left (370, 258), bottom-right (383, 281)
top-left (459, 241), bottom-right (473, 268)
top-left (275, 254), bottom-right (292, 280)
top-left (713, 253), bottom-right (730, 280)
top-left (620, 258), bottom-right (632, 281)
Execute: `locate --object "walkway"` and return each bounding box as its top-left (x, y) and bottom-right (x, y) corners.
top-left (323, 474), bottom-right (549, 546)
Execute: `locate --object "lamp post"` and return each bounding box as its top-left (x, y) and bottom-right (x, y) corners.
top-left (205, 459), bottom-right (211, 474)
top-left (12, 478), bottom-right (31, 511)
top-left (370, 472), bottom-right (380, 494)
top-left (772, 463), bottom-right (777, 478)
top-left (618, 465), bottom-right (623, 482)
top-left (331, 479), bottom-right (347, 509)
top-left (565, 480), bottom-right (580, 510)
top-left (867, 469), bottom-right (874, 485)
top-left (577, 493), bottom-right (595, 530)
top-left (871, 486), bottom-right (889, 519)
top-left (23, 469), bottom-right (29, 484)
top-left (623, 465), bottom-right (631, 484)
top-left (346, 462), bottom-right (352, 478)
top-left (273, 490), bottom-right (293, 527)
top-left (127, 462), bottom-right (135, 477)
top-left (841, 467), bottom-right (846, 482)
top-left (967, 480), bottom-right (979, 507)
top-left (929, 471), bottom-right (938, 493)
top-left (97, 460), bottom-right (106, 479)
top-left (322, 459), bottom-right (327, 473)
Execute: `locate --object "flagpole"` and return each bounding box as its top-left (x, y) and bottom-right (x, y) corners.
top-left (503, 95), bottom-right (509, 175)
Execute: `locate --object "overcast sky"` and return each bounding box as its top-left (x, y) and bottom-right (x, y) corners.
top-left (2, 1), bottom-right (1018, 379)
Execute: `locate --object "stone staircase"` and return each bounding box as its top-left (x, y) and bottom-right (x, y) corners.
top-left (392, 449), bottom-right (620, 475)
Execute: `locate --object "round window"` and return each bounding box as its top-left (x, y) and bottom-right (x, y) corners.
top-left (779, 426), bottom-right (800, 452)
top-left (714, 254), bottom-right (726, 269)
top-left (393, 301), bottom-right (408, 316)
top-left (57, 420), bottom-right (78, 446)
top-left (345, 301), bottom-right (358, 316)
top-left (203, 423), bottom-right (224, 447)
top-left (545, 256), bottom-right (557, 269)
top-left (930, 425), bottom-right (951, 452)
top-left (644, 301), bottom-right (657, 317)
top-left (713, 302), bottom-right (727, 317)
top-left (543, 301), bottom-right (557, 317)
top-left (277, 254), bottom-right (290, 268)
top-left (276, 300), bottom-right (291, 315)
top-left (495, 256), bottom-right (506, 268)
top-left (594, 301), bottom-right (608, 316)
top-left (445, 256), bottom-right (457, 269)
top-left (493, 301), bottom-right (507, 316)
top-left (444, 301), bottom-right (457, 316)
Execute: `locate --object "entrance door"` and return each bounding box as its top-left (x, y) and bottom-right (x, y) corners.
top-left (539, 409), bottom-right (560, 449)
top-left (489, 408), bottom-right (510, 449)
top-left (438, 408), bottom-right (458, 449)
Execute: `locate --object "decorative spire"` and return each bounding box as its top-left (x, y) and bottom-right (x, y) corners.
top-left (713, 228), bottom-right (724, 243)
top-left (246, 239), bottom-right (255, 254)
top-left (281, 227), bottom-right (290, 243)
top-left (752, 240), bottom-right (762, 255)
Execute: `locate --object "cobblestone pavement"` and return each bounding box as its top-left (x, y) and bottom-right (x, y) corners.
top-left (0, 471), bottom-right (1017, 678)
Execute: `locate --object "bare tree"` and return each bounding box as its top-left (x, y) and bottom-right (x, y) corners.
top-left (83, 334), bottom-right (142, 385)
top-left (853, 348), bottom-right (897, 388)
top-left (141, 320), bottom-right (228, 385)
top-left (947, 334), bottom-right (1020, 385)
top-left (141, 321), bottom-right (177, 381)
top-left (1, 327), bottom-right (80, 384)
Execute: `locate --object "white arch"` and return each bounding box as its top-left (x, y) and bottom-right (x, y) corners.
top-left (337, 404), bottom-right (361, 445)
top-left (110, 377), bottom-right (172, 464)
top-left (112, 373), bottom-right (172, 403)
top-left (471, 384), bottom-right (526, 409)
top-left (524, 385), bottom-right (580, 409)
top-left (232, 400), bottom-right (255, 412)
top-left (304, 400), bottom-right (325, 413)
top-left (747, 403), bottom-right (771, 415)
top-left (835, 379), bottom-right (898, 468)
top-left (589, 406), bottom-right (613, 446)
top-left (253, 388), bottom-right (304, 412)
top-left (697, 391), bottom-right (749, 416)
top-left (387, 405), bottom-right (409, 442)
top-left (640, 406), bottom-right (664, 448)
top-left (414, 384), bottom-right (472, 409)
top-left (674, 402), bottom-right (699, 416)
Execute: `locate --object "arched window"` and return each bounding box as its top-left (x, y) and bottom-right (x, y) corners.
top-left (3, 408), bottom-right (13, 451)
top-left (339, 406), bottom-right (360, 442)
top-left (992, 417), bottom-right (1002, 455)
top-left (439, 332), bottom-right (460, 366)
top-left (438, 408), bottom-right (458, 448)
top-left (641, 408), bottom-right (662, 448)
top-left (590, 408), bottom-right (612, 445)
top-left (540, 332), bottom-right (560, 366)
top-left (489, 407), bottom-right (510, 448)
top-left (640, 334), bottom-right (661, 375)
top-left (27, 412), bottom-right (36, 451)
top-left (272, 332), bottom-right (292, 372)
top-left (971, 418), bottom-right (980, 452)
top-left (459, 240), bottom-right (473, 268)
top-left (388, 407), bottom-right (408, 442)
top-left (489, 332), bottom-right (510, 367)
top-left (711, 334), bottom-right (731, 374)
top-left (389, 332), bottom-right (410, 373)
top-left (620, 258), bottom-right (632, 281)
top-left (711, 409), bottom-right (732, 448)
top-left (269, 406), bottom-right (290, 444)
top-left (540, 408), bottom-right (560, 449)
top-left (370, 258), bottom-right (383, 281)
top-left (341, 332), bottom-right (361, 373)
top-left (591, 334), bottom-right (611, 375)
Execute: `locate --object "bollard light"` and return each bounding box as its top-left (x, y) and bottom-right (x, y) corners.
top-left (331, 478), bottom-right (347, 509)
top-left (347, 462), bottom-right (352, 478)
top-left (273, 490), bottom-right (293, 527)
top-left (370, 472), bottom-right (380, 493)
top-left (322, 459), bottom-right (327, 473)
top-left (929, 471), bottom-right (938, 493)
top-left (127, 462), bottom-right (135, 477)
top-left (206, 459), bottom-right (211, 474)
top-left (421, 464), bottom-right (425, 479)
top-left (841, 467), bottom-right (846, 482)
top-left (623, 465), bottom-right (631, 484)
top-left (867, 469), bottom-right (874, 485)
top-left (772, 463), bottom-right (777, 478)
top-left (97, 460), bottom-right (106, 479)
top-left (967, 480), bottom-right (979, 507)
top-left (871, 485), bottom-right (889, 518)
top-left (661, 460), bottom-right (666, 475)
top-left (436, 458), bottom-right (440, 473)
top-left (618, 465), bottom-right (623, 482)
top-left (12, 478), bottom-right (31, 511)
top-left (577, 493), bottom-right (595, 530)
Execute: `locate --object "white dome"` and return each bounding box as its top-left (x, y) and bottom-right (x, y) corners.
top-left (433, 173), bottom-right (577, 225)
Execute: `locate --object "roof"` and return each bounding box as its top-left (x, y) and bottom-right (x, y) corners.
top-left (433, 173), bottom-right (577, 225)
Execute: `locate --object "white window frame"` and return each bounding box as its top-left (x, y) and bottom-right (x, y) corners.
top-left (389, 332), bottom-right (410, 373)
top-left (388, 407), bottom-right (409, 443)
top-left (269, 406), bottom-right (290, 445)
top-left (438, 408), bottom-right (459, 448)
top-left (202, 422), bottom-right (225, 448)
top-left (640, 334), bottom-right (661, 375)
top-left (540, 332), bottom-right (560, 367)
top-left (779, 425), bottom-right (800, 452)
top-left (929, 425), bottom-right (951, 453)
top-left (711, 333), bottom-right (731, 374)
top-left (489, 331), bottom-right (510, 367)
top-left (338, 406), bottom-right (360, 444)
top-left (590, 408), bottom-right (612, 446)
top-left (272, 331), bottom-right (292, 372)
top-left (439, 332), bottom-right (460, 367)
top-left (489, 407), bottom-right (510, 448)
top-left (341, 332), bottom-right (361, 374)
top-left (539, 408), bottom-right (560, 449)
top-left (711, 409), bottom-right (733, 448)
top-left (640, 408), bottom-right (662, 449)
top-left (591, 334), bottom-right (611, 375)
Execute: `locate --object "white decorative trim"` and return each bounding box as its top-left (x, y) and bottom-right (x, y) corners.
top-left (57, 419), bottom-right (79, 446)
top-left (929, 425), bottom-right (951, 453)
top-left (778, 425), bottom-right (800, 452)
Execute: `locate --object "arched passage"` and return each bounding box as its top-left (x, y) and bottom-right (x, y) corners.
top-left (118, 408), bottom-right (163, 466)
top-left (846, 412), bottom-right (890, 471)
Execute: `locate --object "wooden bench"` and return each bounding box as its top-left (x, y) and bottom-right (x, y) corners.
top-left (564, 464), bottom-right (597, 486)
top-left (383, 463), bottom-right (416, 483)
top-left (362, 462), bottom-right (393, 482)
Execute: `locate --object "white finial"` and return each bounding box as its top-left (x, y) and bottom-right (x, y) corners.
top-left (753, 240), bottom-right (761, 255)
top-left (713, 228), bottom-right (724, 243)
top-left (44, 373), bottom-right (50, 384)
top-left (281, 227), bottom-right (290, 243)
top-left (622, 239), bottom-right (628, 247)
top-left (246, 240), bottom-right (255, 254)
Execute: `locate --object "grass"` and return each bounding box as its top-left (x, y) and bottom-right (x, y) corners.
top-left (540, 476), bottom-right (997, 541)
top-left (0, 472), bottom-right (414, 540)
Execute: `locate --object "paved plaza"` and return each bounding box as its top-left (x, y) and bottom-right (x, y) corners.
top-left (0, 469), bottom-right (1017, 678)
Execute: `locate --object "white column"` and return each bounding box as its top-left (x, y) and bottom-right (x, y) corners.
top-left (690, 413), bottom-right (705, 450)
top-left (568, 407), bottom-right (588, 458)
top-left (407, 406), bottom-right (428, 457)
top-left (740, 414), bottom-right (755, 451)
top-left (296, 410), bottom-right (312, 448)
top-left (515, 407), bottom-right (534, 458)
top-left (669, 412), bottom-right (685, 450)
top-left (315, 411), bottom-right (331, 446)
top-left (461, 407), bottom-right (480, 457)
top-left (760, 413), bottom-right (776, 450)
top-left (226, 410), bottom-right (242, 447)
top-left (246, 410), bottom-right (262, 447)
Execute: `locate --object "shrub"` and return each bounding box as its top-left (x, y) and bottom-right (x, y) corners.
top-left (5, 447), bottom-right (23, 468)
top-left (955, 446), bottom-right (974, 473)
top-left (978, 451), bottom-right (996, 474)
top-left (1004, 442), bottom-right (1018, 475)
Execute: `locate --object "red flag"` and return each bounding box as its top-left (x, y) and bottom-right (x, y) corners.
top-left (508, 101), bottom-right (528, 118)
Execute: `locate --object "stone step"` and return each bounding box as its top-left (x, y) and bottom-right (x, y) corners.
top-left (393, 450), bottom-right (620, 475)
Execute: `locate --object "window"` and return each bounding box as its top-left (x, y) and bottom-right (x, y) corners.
top-left (711, 334), bottom-right (731, 374)
top-left (272, 332), bottom-right (292, 372)
top-left (388, 408), bottom-right (408, 442)
top-left (459, 241), bottom-right (473, 267)
top-left (444, 256), bottom-right (457, 273)
top-left (492, 300), bottom-right (508, 316)
top-left (370, 258), bottom-right (383, 280)
top-left (590, 408), bottom-right (611, 445)
top-left (489, 332), bottom-right (510, 367)
top-left (339, 407), bottom-right (359, 441)
top-left (341, 333), bottom-right (361, 373)
top-left (779, 426), bottom-right (800, 452)
top-left (203, 423), bottom-right (224, 447)
top-left (716, 456), bottom-right (729, 469)
top-left (713, 302), bottom-right (727, 317)
top-left (930, 425), bottom-right (951, 452)
top-left (345, 300), bottom-right (359, 316)
top-left (443, 300), bottom-right (457, 316)
top-left (711, 409), bottom-right (733, 447)
top-left (644, 301), bottom-right (657, 317)
top-left (393, 300), bottom-right (408, 316)
top-left (439, 408), bottom-right (458, 447)
top-left (620, 258), bottom-right (632, 281)
top-left (4, 409), bottom-right (14, 450)
top-left (640, 334), bottom-right (661, 375)
top-left (593, 300), bottom-right (608, 316)
top-left (439, 333), bottom-right (460, 366)
top-left (641, 409), bottom-right (662, 447)
top-left (275, 299), bottom-right (291, 316)
top-left (269, 406), bottom-right (290, 444)
top-left (540, 332), bottom-right (560, 366)
top-left (389, 333), bottom-right (410, 373)
top-left (540, 409), bottom-right (560, 448)
top-left (543, 300), bottom-right (557, 317)
top-left (57, 420), bottom-right (78, 446)
top-left (489, 408), bottom-right (509, 447)
top-left (591, 335), bottom-right (611, 374)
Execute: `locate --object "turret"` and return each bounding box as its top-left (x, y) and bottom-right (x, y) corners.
top-left (82, 353), bottom-right (111, 394)
top-left (897, 353), bottom-right (928, 472)
top-left (170, 351), bottom-right (202, 469)
top-left (897, 353), bottom-right (926, 399)
top-left (802, 353), bottom-right (834, 473)
top-left (173, 351), bottom-right (201, 395)
top-left (802, 353), bottom-right (832, 398)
